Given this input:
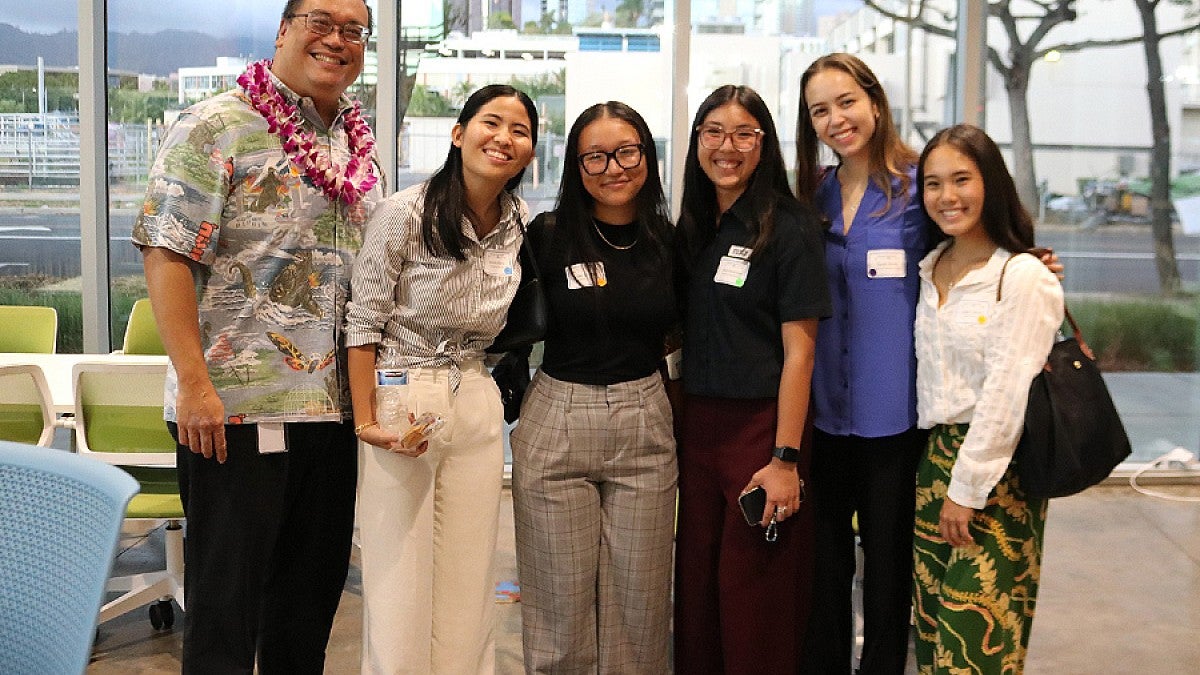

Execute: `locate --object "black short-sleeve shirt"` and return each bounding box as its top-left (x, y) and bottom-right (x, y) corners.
top-left (531, 212), bottom-right (678, 385)
top-left (682, 196), bottom-right (831, 398)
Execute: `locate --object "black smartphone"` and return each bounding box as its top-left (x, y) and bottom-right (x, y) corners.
top-left (738, 481), bottom-right (807, 526)
top-left (738, 486), bottom-right (768, 526)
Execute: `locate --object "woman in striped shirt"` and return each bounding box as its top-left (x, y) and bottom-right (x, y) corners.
top-left (344, 84), bottom-right (538, 674)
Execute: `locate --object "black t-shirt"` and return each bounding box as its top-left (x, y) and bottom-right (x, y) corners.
top-left (682, 196), bottom-right (832, 399)
top-left (530, 211), bottom-right (678, 385)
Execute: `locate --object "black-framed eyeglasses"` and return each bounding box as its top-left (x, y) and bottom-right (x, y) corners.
top-left (578, 144), bottom-right (645, 176)
top-left (695, 125), bottom-right (763, 152)
top-left (287, 11), bottom-right (371, 45)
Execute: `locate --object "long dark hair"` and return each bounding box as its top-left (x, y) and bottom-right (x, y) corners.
top-left (677, 85), bottom-right (798, 264)
top-left (554, 101), bottom-right (672, 266)
top-left (917, 124), bottom-right (1035, 252)
top-left (421, 84), bottom-right (539, 260)
top-left (795, 53), bottom-right (917, 214)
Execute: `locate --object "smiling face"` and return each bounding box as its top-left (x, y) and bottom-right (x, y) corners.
top-left (271, 0), bottom-right (368, 121)
top-left (452, 95), bottom-right (535, 193)
top-left (577, 115), bottom-right (647, 224)
top-left (804, 67), bottom-right (879, 163)
top-left (696, 102), bottom-right (763, 210)
top-left (921, 144), bottom-right (988, 244)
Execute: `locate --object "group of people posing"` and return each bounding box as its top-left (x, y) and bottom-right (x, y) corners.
top-left (133, 1), bottom-right (1065, 673)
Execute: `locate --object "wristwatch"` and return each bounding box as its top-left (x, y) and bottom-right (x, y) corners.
top-left (772, 446), bottom-right (800, 463)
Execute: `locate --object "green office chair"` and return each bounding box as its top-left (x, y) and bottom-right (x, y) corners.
top-left (72, 361), bottom-right (184, 630)
top-left (0, 305), bottom-right (58, 353)
top-left (122, 298), bottom-right (166, 356)
top-left (0, 364), bottom-right (55, 446)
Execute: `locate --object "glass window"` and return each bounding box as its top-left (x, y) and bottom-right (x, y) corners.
top-left (105, 1), bottom-right (380, 349)
top-left (0, 5), bottom-right (83, 352)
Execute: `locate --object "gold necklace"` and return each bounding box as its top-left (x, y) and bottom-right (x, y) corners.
top-left (938, 245), bottom-right (993, 288)
top-left (592, 218), bottom-right (637, 250)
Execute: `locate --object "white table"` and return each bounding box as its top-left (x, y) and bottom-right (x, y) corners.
top-left (0, 353), bottom-right (169, 414)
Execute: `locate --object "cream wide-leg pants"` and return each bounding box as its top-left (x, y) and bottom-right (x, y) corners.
top-left (358, 362), bottom-right (504, 675)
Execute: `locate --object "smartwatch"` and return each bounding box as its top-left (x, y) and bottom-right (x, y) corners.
top-left (772, 446), bottom-right (800, 463)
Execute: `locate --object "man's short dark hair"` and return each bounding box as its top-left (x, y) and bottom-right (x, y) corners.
top-left (282, 0), bottom-right (373, 34)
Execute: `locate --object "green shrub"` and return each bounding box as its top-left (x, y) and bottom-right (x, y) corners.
top-left (1066, 297), bottom-right (1196, 372)
top-left (0, 281), bottom-right (147, 354)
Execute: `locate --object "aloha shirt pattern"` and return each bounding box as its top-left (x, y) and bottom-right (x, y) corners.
top-left (132, 74), bottom-right (384, 424)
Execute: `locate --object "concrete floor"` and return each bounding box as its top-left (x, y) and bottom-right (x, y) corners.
top-left (87, 485), bottom-right (1200, 674)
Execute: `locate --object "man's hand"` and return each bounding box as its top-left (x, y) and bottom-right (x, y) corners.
top-left (175, 378), bottom-right (227, 462)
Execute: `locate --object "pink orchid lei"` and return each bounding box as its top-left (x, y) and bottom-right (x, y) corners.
top-left (237, 59), bottom-right (378, 206)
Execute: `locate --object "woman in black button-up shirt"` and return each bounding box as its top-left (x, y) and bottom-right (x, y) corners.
top-left (672, 84), bottom-right (831, 674)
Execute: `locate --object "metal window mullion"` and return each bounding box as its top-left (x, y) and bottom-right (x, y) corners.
top-left (79, 0), bottom-right (110, 352)
top-left (376, 1), bottom-right (398, 194)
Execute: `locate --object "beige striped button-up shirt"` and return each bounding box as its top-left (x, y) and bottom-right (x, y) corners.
top-left (344, 181), bottom-right (528, 390)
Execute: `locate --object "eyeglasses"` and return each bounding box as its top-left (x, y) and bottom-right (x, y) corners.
top-left (695, 125), bottom-right (763, 152)
top-left (287, 11), bottom-right (371, 46)
top-left (578, 143), bottom-right (645, 176)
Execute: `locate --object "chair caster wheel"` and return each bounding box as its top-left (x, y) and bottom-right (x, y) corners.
top-left (149, 600), bottom-right (174, 630)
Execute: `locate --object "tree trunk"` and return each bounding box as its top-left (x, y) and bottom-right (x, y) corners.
top-left (1135, 0), bottom-right (1182, 294)
top-left (1004, 53), bottom-right (1040, 215)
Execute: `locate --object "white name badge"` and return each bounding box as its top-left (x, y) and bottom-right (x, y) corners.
top-left (728, 245), bottom-right (753, 260)
top-left (566, 262), bottom-right (607, 289)
top-left (866, 249), bottom-right (906, 278)
top-left (714, 256), bottom-right (750, 287)
top-left (484, 249), bottom-right (515, 277)
top-left (954, 299), bottom-right (990, 327)
top-left (257, 422), bottom-right (287, 454)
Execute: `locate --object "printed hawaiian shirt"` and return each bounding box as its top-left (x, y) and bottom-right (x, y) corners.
top-left (132, 74), bottom-right (384, 423)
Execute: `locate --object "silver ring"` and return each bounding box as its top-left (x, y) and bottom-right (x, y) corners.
top-left (777, 505), bottom-right (787, 515)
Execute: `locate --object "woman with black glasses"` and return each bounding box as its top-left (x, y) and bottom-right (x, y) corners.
top-left (510, 101), bottom-right (678, 674)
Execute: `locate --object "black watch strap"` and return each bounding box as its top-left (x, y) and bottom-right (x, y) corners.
top-left (772, 445), bottom-right (800, 463)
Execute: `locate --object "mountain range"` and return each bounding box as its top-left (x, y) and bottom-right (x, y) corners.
top-left (0, 23), bottom-right (275, 76)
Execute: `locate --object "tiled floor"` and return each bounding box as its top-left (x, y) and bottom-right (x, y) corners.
top-left (88, 484), bottom-right (1200, 674)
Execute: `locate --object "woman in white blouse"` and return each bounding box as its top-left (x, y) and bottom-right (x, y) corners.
top-left (344, 84), bottom-right (537, 674)
top-left (911, 124), bottom-right (1063, 674)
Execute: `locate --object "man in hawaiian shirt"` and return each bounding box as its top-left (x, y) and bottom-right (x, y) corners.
top-left (132, 1), bottom-right (381, 671)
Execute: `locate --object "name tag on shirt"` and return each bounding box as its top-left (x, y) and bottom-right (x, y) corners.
top-left (566, 262), bottom-right (607, 289)
top-left (954, 299), bottom-right (990, 326)
top-left (257, 422), bottom-right (287, 454)
top-left (866, 249), bottom-right (906, 278)
top-left (484, 249), bottom-right (515, 277)
top-left (714, 256), bottom-right (750, 287)
top-left (727, 245), bottom-right (753, 260)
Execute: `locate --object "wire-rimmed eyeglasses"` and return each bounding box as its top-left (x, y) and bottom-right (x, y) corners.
top-left (695, 125), bottom-right (763, 152)
top-left (287, 11), bottom-right (372, 46)
top-left (578, 144), bottom-right (645, 176)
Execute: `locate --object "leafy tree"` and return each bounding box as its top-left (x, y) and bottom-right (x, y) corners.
top-left (489, 11), bottom-right (517, 29)
top-left (865, 0), bottom-right (1199, 294)
top-left (408, 85), bottom-right (455, 117)
top-left (615, 0), bottom-right (646, 26)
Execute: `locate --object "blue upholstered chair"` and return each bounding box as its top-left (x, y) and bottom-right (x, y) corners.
top-left (0, 440), bottom-right (138, 675)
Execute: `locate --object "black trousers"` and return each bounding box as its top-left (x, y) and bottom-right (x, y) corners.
top-left (170, 421), bottom-right (357, 675)
top-left (802, 427), bottom-right (926, 675)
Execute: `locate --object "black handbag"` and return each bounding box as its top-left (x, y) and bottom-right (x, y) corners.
top-left (487, 225), bottom-right (546, 355)
top-left (490, 347), bottom-right (531, 424)
top-left (999, 254), bottom-right (1132, 499)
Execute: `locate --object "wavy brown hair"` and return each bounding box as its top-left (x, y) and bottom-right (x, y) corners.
top-left (795, 53), bottom-right (917, 215)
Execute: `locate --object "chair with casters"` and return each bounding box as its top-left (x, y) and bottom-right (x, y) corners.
top-left (0, 439), bottom-right (138, 675)
top-left (0, 305), bottom-right (58, 353)
top-left (72, 361), bottom-right (185, 631)
top-left (121, 298), bottom-right (166, 356)
top-left (0, 365), bottom-right (55, 447)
